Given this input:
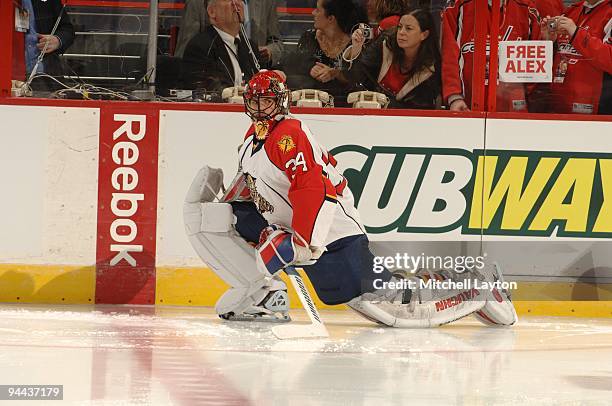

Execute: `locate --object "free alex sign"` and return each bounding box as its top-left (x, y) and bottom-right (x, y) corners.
top-left (498, 41), bottom-right (553, 83)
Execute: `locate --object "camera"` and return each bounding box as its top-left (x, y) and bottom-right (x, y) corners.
top-left (357, 23), bottom-right (374, 40)
top-left (547, 18), bottom-right (558, 32)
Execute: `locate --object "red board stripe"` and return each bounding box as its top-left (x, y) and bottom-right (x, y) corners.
top-left (63, 0), bottom-right (184, 9)
top-left (62, 0), bottom-right (315, 14)
top-left (277, 7), bottom-right (315, 14)
top-left (96, 106), bottom-right (159, 304)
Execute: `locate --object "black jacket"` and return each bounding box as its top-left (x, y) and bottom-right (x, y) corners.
top-left (284, 29), bottom-right (353, 106)
top-left (33, 0), bottom-right (75, 75)
top-left (344, 34), bottom-right (441, 110)
top-left (182, 25), bottom-right (260, 91)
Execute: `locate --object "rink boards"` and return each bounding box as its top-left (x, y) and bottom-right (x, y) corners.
top-left (0, 102), bottom-right (611, 317)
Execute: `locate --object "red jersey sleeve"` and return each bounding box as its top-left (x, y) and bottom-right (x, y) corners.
top-left (528, 3), bottom-right (542, 40)
top-left (264, 120), bottom-right (337, 247)
top-left (571, 17), bottom-right (612, 74)
top-left (441, 1), bottom-right (465, 103)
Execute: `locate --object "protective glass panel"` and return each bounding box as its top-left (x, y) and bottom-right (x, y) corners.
top-left (490, 0), bottom-right (611, 115)
top-left (15, 0), bottom-right (167, 100)
top-left (438, 0), bottom-right (479, 112)
top-left (282, 0), bottom-right (449, 109)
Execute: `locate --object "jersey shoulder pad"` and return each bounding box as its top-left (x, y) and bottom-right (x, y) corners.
top-left (266, 118), bottom-right (309, 148)
top-left (263, 119), bottom-right (311, 171)
top-left (273, 117), bottom-right (307, 135)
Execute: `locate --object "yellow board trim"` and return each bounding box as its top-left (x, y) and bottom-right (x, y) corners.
top-left (512, 281), bottom-right (612, 301)
top-left (0, 264), bottom-right (95, 304)
top-left (514, 301), bottom-right (612, 318)
top-left (155, 266), bottom-right (346, 309)
top-left (0, 264), bottom-right (610, 318)
top-left (156, 266), bottom-right (612, 318)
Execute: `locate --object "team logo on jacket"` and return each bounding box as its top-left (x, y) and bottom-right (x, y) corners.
top-left (278, 135), bottom-right (296, 153)
top-left (245, 173), bottom-right (274, 213)
top-left (557, 42), bottom-right (581, 57)
top-left (255, 120), bottom-right (270, 140)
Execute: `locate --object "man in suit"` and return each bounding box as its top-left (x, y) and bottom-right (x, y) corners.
top-left (175, 0), bottom-right (284, 68)
top-left (22, 0), bottom-right (74, 76)
top-left (182, 0), bottom-right (262, 90)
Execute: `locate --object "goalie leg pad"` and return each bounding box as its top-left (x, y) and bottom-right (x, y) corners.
top-left (184, 166), bottom-right (265, 288)
top-left (474, 263), bottom-right (518, 326)
top-left (348, 269), bottom-right (486, 328)
top-left (183, 166), bottom-right (287, 318)
top-left (185, 202), bottom-right (264, 288)
top-left (184, 166), bottom-right (225, 206)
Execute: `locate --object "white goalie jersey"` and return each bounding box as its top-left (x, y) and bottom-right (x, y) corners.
top-left (226, 115), bottom-right (365, 248)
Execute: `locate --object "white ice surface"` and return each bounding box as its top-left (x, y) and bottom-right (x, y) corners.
top-left (0, 304), bottom-right (611, 405)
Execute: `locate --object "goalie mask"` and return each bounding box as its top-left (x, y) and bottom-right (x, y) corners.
top-left (244, 70), bottom-right (290, 122)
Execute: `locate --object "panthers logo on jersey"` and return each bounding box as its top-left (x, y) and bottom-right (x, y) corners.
top-left (278, 135), bottom-right (296, 154)
top-left (245, 173), bottom-right (274, 213)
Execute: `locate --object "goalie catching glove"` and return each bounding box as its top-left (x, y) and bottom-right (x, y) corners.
top-left (256, 225), bottom-right (324, 274)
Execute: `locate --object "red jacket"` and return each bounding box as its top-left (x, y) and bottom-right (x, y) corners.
top-left (535, 0), bottom-right (564, 18)
top-left (441, 0), bottom-right (541, 111)
top-left (550, 0), bottom-right (612, 114)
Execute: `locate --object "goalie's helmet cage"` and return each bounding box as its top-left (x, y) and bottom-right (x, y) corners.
top-left (244, 70), bottom-right (290, 121)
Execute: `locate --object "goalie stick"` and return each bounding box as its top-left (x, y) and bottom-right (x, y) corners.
top-left (271, 266), bottom-right (329, 339)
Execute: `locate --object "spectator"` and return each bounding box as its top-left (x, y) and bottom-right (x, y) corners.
top-left (543, 0), bottom-right (611, 114)
top-left (175, 0), bottom-right (208, 57)
top-left (286, 0), bottom-right (366, 104)
top-left (535, 0), bottom-right (564, 18)
top-left (343, 8), bottom-right (441, 109)
top-left (182, 0), bottom-right (261, 91)
top-left (285, 0), bottom-right (366, 106)
top-left (23, 0), bottom-right (74, 76)
top-left (371, 0), bottom-right (412, 36)
top-left (365, 0), bottom-right (379, 22)
top-left (175, 0), bottom-right (283, 68)
top-left (441, 0), bottom-right (541, 111)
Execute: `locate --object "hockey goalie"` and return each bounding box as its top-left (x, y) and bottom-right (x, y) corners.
top-left (183, 70), bottom-right (517, 328)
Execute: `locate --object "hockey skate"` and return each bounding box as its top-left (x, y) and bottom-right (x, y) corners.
top-left (348, 269), bottom-right (485, 328)
top-left (219, 287), bottom-right (291, 323)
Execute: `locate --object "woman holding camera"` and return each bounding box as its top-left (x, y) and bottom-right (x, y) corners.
top-left (285, 0), bottom-right (365, 106)
top-left (342, 8), bottom-right (441, 109)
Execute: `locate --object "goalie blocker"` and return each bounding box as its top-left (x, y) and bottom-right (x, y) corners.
top-left (184, 165), bottom-right (517, 328)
